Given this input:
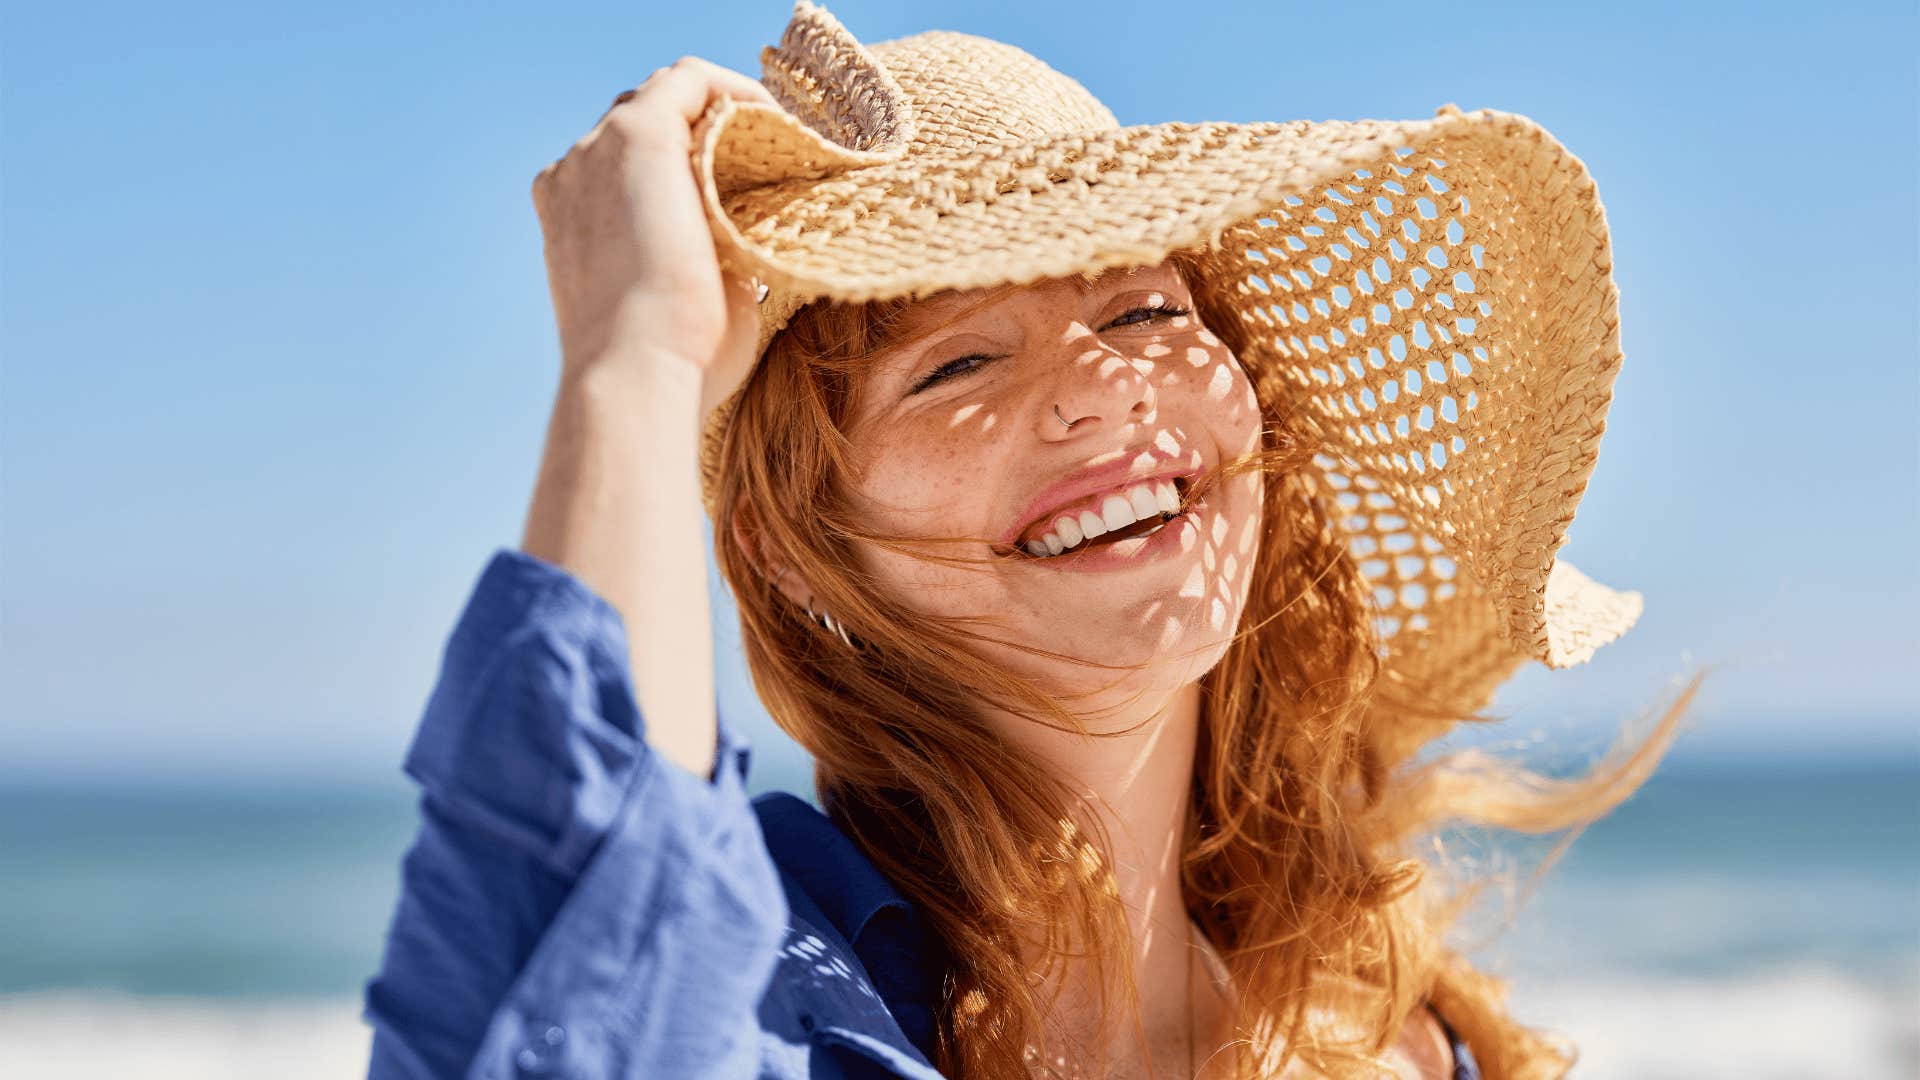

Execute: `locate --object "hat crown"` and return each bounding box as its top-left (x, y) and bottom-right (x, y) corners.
top-left (752, 4), bottom-right (1115, 161)
top-left (868, 31), bottom-right (1119, 153)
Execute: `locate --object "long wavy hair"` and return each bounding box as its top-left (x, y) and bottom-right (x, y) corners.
top-left (711, 248), bottom-right (1705, 1079)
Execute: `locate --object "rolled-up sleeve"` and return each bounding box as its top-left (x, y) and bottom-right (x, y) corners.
top-left (363, 548), bottom-right (787, 1079)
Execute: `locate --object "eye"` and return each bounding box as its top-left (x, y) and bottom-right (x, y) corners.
top-left (909, 352), bottom-right (1001, 395)
top-left (904, 303), bottom-right (1193, 396)
top-left (1104, 302), bottom-right (1193, 329)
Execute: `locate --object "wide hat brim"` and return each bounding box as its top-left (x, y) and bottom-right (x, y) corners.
top-left (695, 1), bottom-right (1642, 742)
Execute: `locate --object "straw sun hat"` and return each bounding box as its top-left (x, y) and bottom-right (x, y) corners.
top-left (693, 0), bottom-right (1643, 728)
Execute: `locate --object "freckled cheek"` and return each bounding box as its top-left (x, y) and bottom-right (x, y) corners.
top-left (856, 421), bottom-right (1005, 533)
top-left (1161, 344), bottom-right (1262, 447)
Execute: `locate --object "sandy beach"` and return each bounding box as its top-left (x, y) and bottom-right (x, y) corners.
top-left (4, 964), bottom-right (1914, 1080)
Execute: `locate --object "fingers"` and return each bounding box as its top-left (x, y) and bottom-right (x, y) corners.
top-left (596, 87), bottom-right (640, 123)
top-left (539, 57), bottom-right (777, 192)
top-left (534, 57), bottom-right (778, 210)
top-left (629, 55), bottom-right (780, 128)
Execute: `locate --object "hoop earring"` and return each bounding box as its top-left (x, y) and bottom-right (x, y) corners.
top-left (805, 598), bottom-right (855, 649)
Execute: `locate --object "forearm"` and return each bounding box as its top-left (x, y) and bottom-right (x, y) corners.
top-left (519, 352), bottom-right (717, 780)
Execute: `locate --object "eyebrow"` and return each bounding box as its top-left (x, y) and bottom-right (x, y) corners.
top-left (1066, 263), bottom-right (1142, 292)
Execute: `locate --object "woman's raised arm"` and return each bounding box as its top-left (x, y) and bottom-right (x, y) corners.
top-left (361, 60), bottom-right (792, 1079)
top-left (519, 57), bottom-right (775, 780)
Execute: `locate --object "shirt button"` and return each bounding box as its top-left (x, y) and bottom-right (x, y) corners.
top-left (798, 1012), bottom-right (816, 1032)
top-left (514, 1025), bottom-right (566, 1074)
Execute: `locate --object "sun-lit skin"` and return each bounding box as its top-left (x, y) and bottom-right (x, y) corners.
top-left (755, 259), bottom-right (1269, 1076)
top-left (828, 261), bottom-right (1265, 728)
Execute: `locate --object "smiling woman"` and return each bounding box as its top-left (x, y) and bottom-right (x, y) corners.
top-left (725, 253), bottom-right (1267, 730)
top-left (710, 236), bottom-right (1691, 1078)
top-left (363, 3), bottom-right (1704, 1078)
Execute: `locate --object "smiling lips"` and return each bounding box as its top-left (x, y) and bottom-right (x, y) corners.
top-left (1020, 478), bottom-right (1188, 558)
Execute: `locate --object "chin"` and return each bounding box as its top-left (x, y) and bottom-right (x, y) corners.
top-left (1026, 594), bottom-right (1241, 699)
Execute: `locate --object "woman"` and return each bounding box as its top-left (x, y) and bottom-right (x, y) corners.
top-left (364, 4), bottom-right (1701, 1077)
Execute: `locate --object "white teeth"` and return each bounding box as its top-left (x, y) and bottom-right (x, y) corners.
top-left (1128, 484), bottom-right (1160, 521)
top-left (1021, 479), bottom-right (1186, 559)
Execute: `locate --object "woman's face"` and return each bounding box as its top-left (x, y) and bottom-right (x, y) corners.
top-left (834, 260), bottom-right (1266, 721)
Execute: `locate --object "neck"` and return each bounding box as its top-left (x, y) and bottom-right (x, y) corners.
top-left (990, 678), bottom-right (1208, 1072)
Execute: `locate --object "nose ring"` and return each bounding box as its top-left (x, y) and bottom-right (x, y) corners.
top-left (1053, 404), bottom-right (1074, 430)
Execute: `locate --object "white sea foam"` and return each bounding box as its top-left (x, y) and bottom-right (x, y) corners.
top-left (1508, 963), bottom-right (1920, 1080)
top-left (2, 965), bottom-right (1914, 1079)
top-left (0, 991), bottom-right (370, 1080)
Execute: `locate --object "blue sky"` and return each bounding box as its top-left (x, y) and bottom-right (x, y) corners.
top-left (2, 0), bottom-right (1914, 785)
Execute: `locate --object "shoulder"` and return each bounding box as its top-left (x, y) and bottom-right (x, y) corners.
top-left (1305, 972), bottom-right (1470, 1079)
top-left (1386, 1003), bottom-right (1462, 1080)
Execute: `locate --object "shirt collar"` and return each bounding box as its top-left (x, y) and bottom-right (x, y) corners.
top-left (753, 791), bottom-right (910, 944)
top-left (751, 790), bottom-right (946, 1056)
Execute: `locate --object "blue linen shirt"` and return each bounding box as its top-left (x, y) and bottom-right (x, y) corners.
top-left (361, 548), bottom-right (1479, 1079)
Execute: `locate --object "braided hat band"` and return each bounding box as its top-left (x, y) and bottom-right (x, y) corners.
top-left (692, 1), bottom-right (1641, 724)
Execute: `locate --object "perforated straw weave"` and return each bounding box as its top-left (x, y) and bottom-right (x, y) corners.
top-left (692, 0), bottom-right (1642, 726)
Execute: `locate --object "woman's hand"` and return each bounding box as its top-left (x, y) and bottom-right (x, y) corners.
top-left (520, 57), bottom-right (779, 780)
top-left (529, 56), bottom-right (777, 413)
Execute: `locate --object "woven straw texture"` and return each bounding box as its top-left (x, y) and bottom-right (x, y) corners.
top-left (691, 1), bottom-right (1641, 722)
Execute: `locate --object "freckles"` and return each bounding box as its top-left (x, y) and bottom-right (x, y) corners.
top-left (1182, 345), bottom-right (1212, 368)
top-left (1196, 329), bottom-right (1222, 347)
top-left (1142, 342), bottom-right (1172, 359)
top-left (1154, 429), bottom-right (1181, 455)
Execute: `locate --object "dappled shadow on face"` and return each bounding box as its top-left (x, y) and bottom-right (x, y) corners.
top-left (827, 262), bottom-right (1269, 723)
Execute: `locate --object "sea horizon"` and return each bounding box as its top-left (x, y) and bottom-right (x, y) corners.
top-left (2, 754), bottom-right (1914, 1078)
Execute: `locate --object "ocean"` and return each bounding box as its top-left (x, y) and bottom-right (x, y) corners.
top-left (1, 759), bottom-right (1913, 1078)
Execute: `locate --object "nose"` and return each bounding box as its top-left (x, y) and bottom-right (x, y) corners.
top-left (1037, 338), bottom-right (1157, 441)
